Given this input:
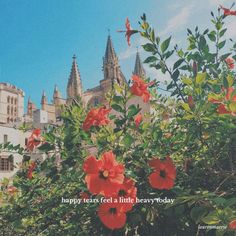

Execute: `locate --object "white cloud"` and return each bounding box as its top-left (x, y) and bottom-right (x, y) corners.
top-left (160, 4), bottom-right (194, 36)
top-left (226, 18), bottom-right (236, 38)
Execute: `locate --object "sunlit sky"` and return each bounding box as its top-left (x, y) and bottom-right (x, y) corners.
top-left (0, 0), bottom-right (235, 108)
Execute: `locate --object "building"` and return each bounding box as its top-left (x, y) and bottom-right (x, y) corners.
top-left (0, 83), bottom-right (24, 124)
top-left (27, 35), bottom-right (149, 123)
top-left (0, 35), bottom-right (150, 180)
top-left (0, 124), bottom-right (31, 179)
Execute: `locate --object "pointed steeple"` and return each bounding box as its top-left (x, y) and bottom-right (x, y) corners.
top-left (41, 90), bottom-right (47, 105)
top-left (104, 35), bottom-right (117, 64)
top-left (53, 84), bottom-right (61, 99)
top-left (67, 54), bottom-right (82, 100)
top-left (133, 51), bottom-right (146, 78)
top-left (102, 35), bottom-right (126, 88)
top-left (27, 96), bottom-right (36, 117)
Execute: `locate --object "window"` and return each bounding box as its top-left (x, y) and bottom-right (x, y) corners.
top-left (25, 138), bottom-right (28, 146)
top-left (3, 134), bottom-right (8, 144)
top-left (11, 97), bottom-right (13, 104)
top-left (14, 98), bottom-right (17, 105)
top-left (7, 96), bottom-right (10, 103)
top-left (7, 105), bottom-right (10, 115)
top-left (94, 97), bottom-right (99, 106)
top-left (0, 156), bottom-right (14, 171)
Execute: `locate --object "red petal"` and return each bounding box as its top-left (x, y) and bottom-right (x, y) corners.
top-left (98, 203), bottom-right (127, 230)
top-left (83, 156), bottom-right (100, 174)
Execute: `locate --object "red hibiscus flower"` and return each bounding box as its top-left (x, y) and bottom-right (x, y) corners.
top-left (26, 129), bottom-right (41, 152)
top-left (98, 202), bottom-right (127, 229)
top-left (125, 18), bottom-right (138, 46)
top-left (217, 103), bottom-right (231, 115)
top-left (229, 219), bottom-right (236, 229)
top-left (209, 87), bottom-right (236, 115)
top-left (225, 58), bottom-right (235, 69)
top-left (82, 107), bottom-right (111, 131)
top-left (117, 18), bottom-right (139, 46)
top-left (27, 162), bottom-right (37, 179)
top-left (134, 113), bottom-right (143, 128)
top-left (148, 156), bottom-right (176, 190)
top-left (130, 75), bottom-right (151, 103)
top-left (220, 5), bottom-right (236, 16)
top-left (113, 177), bottom-right (137, 212)
top-left (83, 151), bottom-right (125, 197)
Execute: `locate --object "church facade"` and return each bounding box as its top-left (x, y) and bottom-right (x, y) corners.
top-left (26, 35), bottom-right (149, 123)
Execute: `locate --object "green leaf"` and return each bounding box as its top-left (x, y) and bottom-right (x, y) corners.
top-left (150, 29), bottom-right (155, 42)
top-left (161, 36), bottom-right (171, 53)
top-left (208, 32), bottom-right (216, 42)
top-left (219, 28), bottom-right (227, 37)
top-left (182, 77), bottom-right (192, 85)
top-left (229, 102), bottom-right (236, 112)
top-left (143, 43), bottom-right (156, 52)
top-left (199, 36), bottom-right (206, 50)
top-left (190, 206), bottom-right (208, 223)
top-left (113, 95), bottom-right (123, 104)
top-left (167, 81), bottom-right (174, 90)
top-left (202, 211), bottom-right (220, 225)
top-left (177, 49), bottom-right (184, 57)
top-left (216, 22), bottom-right (223, 31)
top-left (223, 76), bottom-right (228, 88)
top-left (208, 93), bottom-right (222, 102)
top-left (38, 143), bottom-right (54, 152)
top-left (218, 40), bottom-right (226, 50)
top-left (172, 69), bottom-right (180, 81)
top-left (144, 56), bottom-right (157, 63)
top-left (127, 104), bottom-right (140, 118)
top-left (123, 134), bottom-right (134, 147)
top-left (111, 104), bottom-right (124, 113)
top-left (226, 75), bottom-right (234, 87)
top-left (173, 59), bottom-right (185, 70)
top-left (113, 83), bottom-right (122, 94)
top-left (182, 103), bottom-right (191, 112)
top-left (183, 114), bottom-right (195, 120)
top-left (196, 72), bottom-right (206, 85)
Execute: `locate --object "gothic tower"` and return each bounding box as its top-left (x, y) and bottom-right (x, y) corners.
top-left (133, 51), bottom-right (146, 78)
top-left (41, 90), bottom-right (47, 110)
top-left (53, 85), bottom-right (62, 105)
top-left (101, 35), bottom-right (126, 91)
top-left (67, 54), bottom-right (82, 101)
top-left (27, 97), bottom-right (36, 117)
top-left (53, 85), bottom-right (64, 117)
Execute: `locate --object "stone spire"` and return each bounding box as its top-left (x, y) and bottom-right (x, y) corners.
top-left (104, 35), bottom-right (117, 64)
top-left (102, 35), bottom-right (126, 88)
top-left (133, 51), bottom-right (146, 78)
top-left (41, 90), bottom-right (47, 110)
top-left (67, 54), bottom-right (82, 100)
top-left (27, 96), bottom-right (36, 117)
top-left (53, 84), bottom-right (61, 99)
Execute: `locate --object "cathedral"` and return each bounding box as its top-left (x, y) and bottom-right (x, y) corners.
top-left (26, 35), bottom-right (148, 123)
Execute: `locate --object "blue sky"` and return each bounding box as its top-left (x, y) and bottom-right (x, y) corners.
top-left (0, 0), bottom-right (235, 109)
